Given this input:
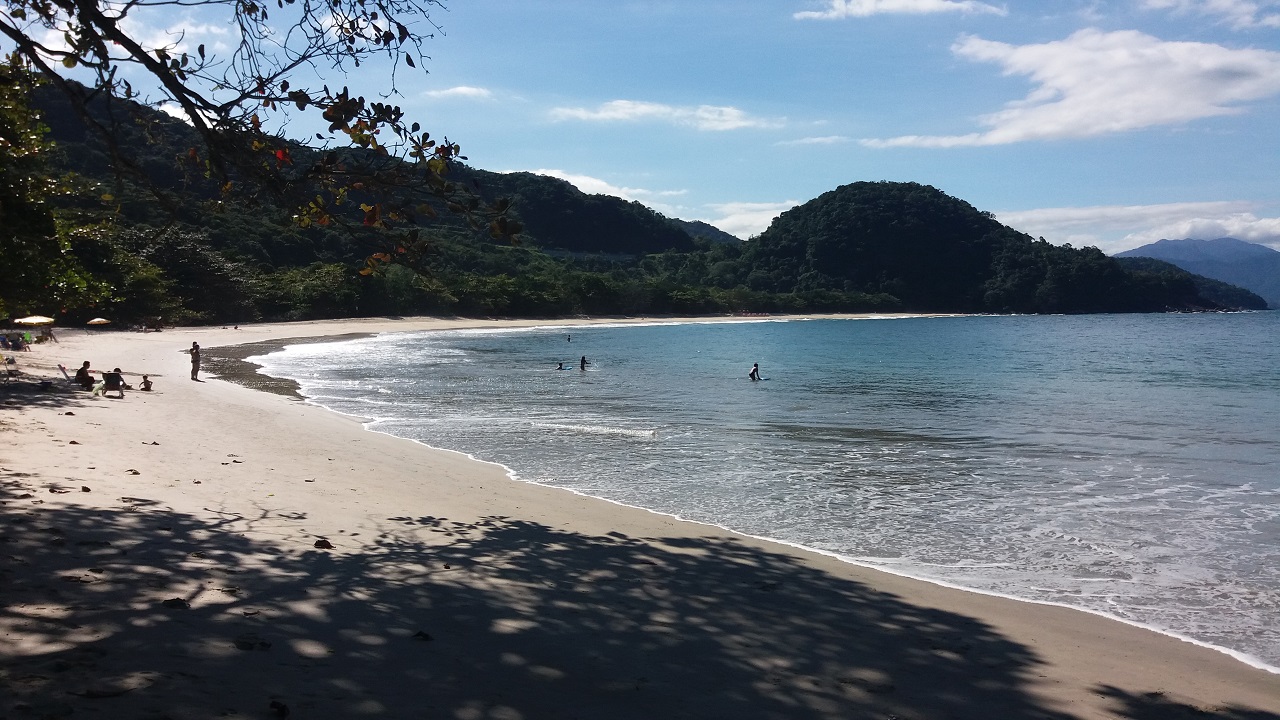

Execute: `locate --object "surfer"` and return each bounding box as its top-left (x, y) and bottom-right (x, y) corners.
top-left (580, 355), bottom-right (589, 371)
top-left (556, 362), bottom-right (565, 370)
top-left (748, 363), bottom-right (761, 381)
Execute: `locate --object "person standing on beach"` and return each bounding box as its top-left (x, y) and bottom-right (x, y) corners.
top-left (749, 363), bottom-right (761, 381)
top-left (189, 342), bottom-right (201, 381)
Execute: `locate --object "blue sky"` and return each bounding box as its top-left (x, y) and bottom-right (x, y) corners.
top-left (24, 0), bottom-right (1280, 251)
top-left (386, 0), bottom-right (1280, 252)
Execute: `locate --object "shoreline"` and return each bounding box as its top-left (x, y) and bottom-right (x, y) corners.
top-left (4, 314), bottom-right (1280, 719)
top-left (231, 320), bottom-right (1280, 677)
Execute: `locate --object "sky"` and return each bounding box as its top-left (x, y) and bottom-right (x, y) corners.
top-left (27, 0), bottom-right (1280, 252)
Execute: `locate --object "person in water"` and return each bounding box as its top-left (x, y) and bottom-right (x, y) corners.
top-left (749, 363), bottom-right (761, 381)
top-left (556, 362), bottom-right (564, 370)
top-left (580, 356), bottom-right (589, 371)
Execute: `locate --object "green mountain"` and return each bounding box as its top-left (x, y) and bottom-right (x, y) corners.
top-left (672, 219), bottom-right (744, 245)
top-left (459, 170), bottom-right (697, 255)
top-left (739, 181), bottom-right (1241, 314)
top-left (25, 87), bottom-right (1257, 323)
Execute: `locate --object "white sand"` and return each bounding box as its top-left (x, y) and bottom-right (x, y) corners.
top-left (3, 316), bottom-right (1278, 720)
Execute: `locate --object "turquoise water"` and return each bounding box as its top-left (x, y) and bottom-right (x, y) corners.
top-left (250, 313), bottom-right (1280, 670)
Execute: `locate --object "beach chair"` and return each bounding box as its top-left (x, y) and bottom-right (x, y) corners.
top-left (58, 363), bottom-right (80, 386)
top-left (2, 356), bottom-right (17, 383)
top-left (101, 371), bottom-right (125, 398)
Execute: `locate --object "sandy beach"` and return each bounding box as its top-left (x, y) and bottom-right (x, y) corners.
top-left (3, 316), bottom-right (1278, 720)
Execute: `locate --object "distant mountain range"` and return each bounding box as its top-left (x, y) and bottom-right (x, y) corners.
top-left (1116, 238), bottom-right (1280, 309)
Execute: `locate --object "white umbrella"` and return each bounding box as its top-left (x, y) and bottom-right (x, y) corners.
top-left (86, 318), bottom-right (111, 325)
top-left (14, 315), bottom-right (55, 325)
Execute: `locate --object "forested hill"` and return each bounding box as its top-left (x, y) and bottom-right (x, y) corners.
top-left (33, 84), bottom-right (699, 259)
top-left (25, 86), bottom-right (1255, 323)
top-left (741, 182), bottom-right (1237, 314)
top-left (457, 170), bottom-right (697, 255)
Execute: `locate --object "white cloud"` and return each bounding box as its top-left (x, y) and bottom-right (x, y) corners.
top-left (777, 135), bottom-right (853, 146)
top-left (1140, 0), bottom-right (1280, 29)
top-left (996, 201), bottom-right (1280, 253)
top-left (521, 169), bottom-right (687, 204)
top-left (705, 201), bottom-right (801, 239)
top-left (118, 16), bottom-right (231, 56)
top-left (863, 29), bottom-right (1280, 148)
top-left (794, 0), bottom-right (1007, 19)
top-left (549, 100), bottom-right (781, 131)
top-left (1129, 213), bottom-right (1280, 250)
top-left (34, 13), bottom-right (230, 58)
top-left (423, 86), bottom-right (493, 99)
top-left (156, 102), bottom-right (196, 125)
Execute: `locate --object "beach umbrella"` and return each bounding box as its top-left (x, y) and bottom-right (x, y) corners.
top-left (14, 315), bottom-right (55, 325)
top-left (87, 318), bottom-right (111, 325)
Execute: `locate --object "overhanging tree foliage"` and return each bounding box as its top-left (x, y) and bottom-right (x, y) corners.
top-left (0, 0), bottom-right (519, 281)
top-left (0, 57), bottom-right (111, 317)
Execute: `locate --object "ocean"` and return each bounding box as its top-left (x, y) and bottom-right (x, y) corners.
top-left (248, 313), bottom-right (1280, 671)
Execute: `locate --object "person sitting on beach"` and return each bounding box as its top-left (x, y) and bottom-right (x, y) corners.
top-left (74, 361), bottom-right (95, 390)
top-left (140, 375), bottom-right (153, 391)
top-left (101, 368), bottom-right (126, 398)
top-left (749, 363), bottom-right (761, 381)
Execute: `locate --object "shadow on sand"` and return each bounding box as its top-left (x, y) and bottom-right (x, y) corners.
top-left (1, 474), bottom-right (1276, 720)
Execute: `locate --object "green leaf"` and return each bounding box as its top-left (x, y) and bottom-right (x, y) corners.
top-left (61, 56), bottom-right (77, 69)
